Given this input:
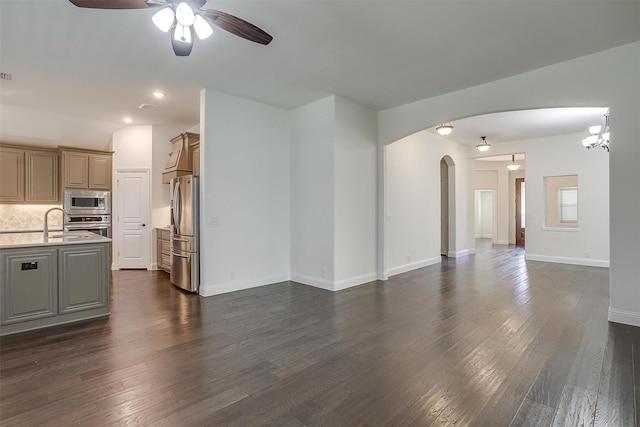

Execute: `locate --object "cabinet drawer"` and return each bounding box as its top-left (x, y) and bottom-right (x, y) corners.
top-left (161, 253), bottom-right (171, 272)
top-left (161, 239), bottom-right (171, 254)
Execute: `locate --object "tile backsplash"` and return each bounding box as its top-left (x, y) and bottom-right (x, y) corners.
top-left (0, 204), bottom-right (64, 231)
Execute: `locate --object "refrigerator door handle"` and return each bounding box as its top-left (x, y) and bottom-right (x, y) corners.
top-left (172, 252), bottom-right (189, 259)
top-left (172, 180), bottom-right (182, 235)
top-left (173, 237), bottom-right (190, 242)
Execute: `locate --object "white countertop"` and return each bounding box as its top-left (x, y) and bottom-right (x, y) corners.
top-left (0, 231), bottom-right (112, 249)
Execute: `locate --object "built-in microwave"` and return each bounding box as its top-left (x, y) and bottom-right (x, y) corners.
top-left (63, 190), bottom-right (111, 215)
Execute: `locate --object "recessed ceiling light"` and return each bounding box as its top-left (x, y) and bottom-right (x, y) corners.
top-left (153, 91), bottom-right (165, 98)
top-left (123, 117), bottom-right (133, 123)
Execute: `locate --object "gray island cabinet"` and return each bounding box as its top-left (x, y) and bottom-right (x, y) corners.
top-left (0, 232), bottom-right (110, 336)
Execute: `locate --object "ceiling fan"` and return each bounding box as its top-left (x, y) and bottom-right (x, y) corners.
top-left (68, 0), bottom-right (273, 56)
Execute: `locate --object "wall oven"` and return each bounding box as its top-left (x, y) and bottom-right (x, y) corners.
top-left (64, 215), bottom-right (111, 237)
top-left (63, 190), bottom-right (111, 215)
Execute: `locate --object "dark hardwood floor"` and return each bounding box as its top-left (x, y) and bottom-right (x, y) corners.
top-left (2, 240), bottom-right (639, 426)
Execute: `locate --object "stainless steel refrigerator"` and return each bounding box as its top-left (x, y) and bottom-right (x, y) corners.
top-left (170, 175), bottom-right (199, 292)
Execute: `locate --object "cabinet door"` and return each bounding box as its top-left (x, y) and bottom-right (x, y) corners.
top-left (58, 244), bottom-right (109, 314)
top-left (89, 155), bottom-right (111, 190)
top-left (63, 152), bottom-right (89, 189)
top-left (0, 248), bottom-right (57, 325)
top-left (0, 147), bottom-right (25, 202)
top-left (26, 150), bottom-right (59, 203)
top-left (156, 232), bottom-right (163, 270)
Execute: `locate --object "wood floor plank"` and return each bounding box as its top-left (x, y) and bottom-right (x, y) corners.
top-left (0, 240), bottom-right (635, 426)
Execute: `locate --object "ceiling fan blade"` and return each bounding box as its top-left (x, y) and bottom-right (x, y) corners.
top-left (202, 9), bottom-right (273, 45)
top-left (68, 0), bottom-right (159, 9)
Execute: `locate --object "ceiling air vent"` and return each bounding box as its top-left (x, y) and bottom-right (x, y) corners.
top-left (0, 72), bottom-right (12, 81)
top-left (138, 103), bottom-right (158, 111)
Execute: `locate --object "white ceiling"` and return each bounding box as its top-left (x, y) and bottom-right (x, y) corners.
top-left (428, 107), bottom-right (610, 147)
top-left (1, 0), bottom-right (639, 136)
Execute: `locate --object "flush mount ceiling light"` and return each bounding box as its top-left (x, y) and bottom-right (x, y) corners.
top-left (436, 123), bottom-right (454, 136)
top-left (123, 117), bottom-right (133, 123)
top-left (506, 154), bottom-right (521, 171)
top-left (152, 91), bottom-right (165, 98)
top-left (582, 112), bottom-right (610, 152)
top-left (476, 136), bottom-right (491, 152)
top-left (69, 0), bottom-right (273, 57)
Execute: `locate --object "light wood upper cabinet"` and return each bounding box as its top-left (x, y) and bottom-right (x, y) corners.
top-left (0, 147), bottom-right (25, 202)
top-left (62, 152), bottom-right (89, 189)
top-left (88, 154), bottom-right (111, 190)
top-left (60, 147), bottom-right (112, 190)
top-left (25, 150), bottom-right (59, 203)
top-left (0, 145), bottom-right (59, 204)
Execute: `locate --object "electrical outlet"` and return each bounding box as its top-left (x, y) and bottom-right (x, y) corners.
top-left (322, 269), bottom-right (327, 279)
top-left (230, 271), bottom-right (235, 280)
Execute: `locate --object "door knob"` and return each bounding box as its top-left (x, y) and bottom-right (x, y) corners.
top-left (142, 224), bottom-right (146, 227)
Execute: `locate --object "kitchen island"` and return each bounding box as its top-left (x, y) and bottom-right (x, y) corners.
top-left (0, 231), bottom-right (111, 336)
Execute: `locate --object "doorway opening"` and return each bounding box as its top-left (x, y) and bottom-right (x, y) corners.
top-left (440, 156), bottom-right (456, 257)
top-left (475, 189), bottom-right (495, 242)
top-left (515, 178), bottom-right (525, 246)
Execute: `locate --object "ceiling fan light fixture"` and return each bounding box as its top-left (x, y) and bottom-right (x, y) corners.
top-left (171, 24), bottom-right (194, 56)
top-left (173, 23), bottom-right (192, 44)
top-left (152, 7), bottom-right (174, 32)
top-left (476, 136), bottom-right (491, 152)
top-left (175, 2), bottom-right (195, 27)
top-left (193, 14), bottom-right (214, 40)
top-left (436, 123), bottom-right (454, 136)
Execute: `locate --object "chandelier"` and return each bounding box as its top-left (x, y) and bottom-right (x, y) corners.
top-left (582, 113), bottom-right (610, 152)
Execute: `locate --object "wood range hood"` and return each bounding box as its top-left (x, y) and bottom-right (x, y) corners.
top-left (162, 132), bottom-right (200, 184)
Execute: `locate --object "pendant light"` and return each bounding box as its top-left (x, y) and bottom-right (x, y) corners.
top-left (506, 154), bottom-right (521, 171)
top-left (476, 136), bottom-right (491, 152)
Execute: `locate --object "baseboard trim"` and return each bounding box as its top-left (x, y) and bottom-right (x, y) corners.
top-left (475, 234), bottom-right (492, 239)
top-left (333, 273), bottom-right (378, 291)
top-left (289, 272), bottom-right (377, 292)
top-left (387, 256), bottom-right (441, 277)
top-left (448, 249), bottom-right (470, 258)
top-left (608, 308), bottom-right (640, 327)
top-left (199, 275), bottom-right (290, 297)
top-left (525, 253), bottom-right (609, 268)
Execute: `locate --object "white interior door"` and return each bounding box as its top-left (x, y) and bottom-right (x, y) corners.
top-left (116, 170), bottom-right (150, 269)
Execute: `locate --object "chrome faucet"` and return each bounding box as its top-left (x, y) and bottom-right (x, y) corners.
top-left (43, 207), bottom-right (65, 239)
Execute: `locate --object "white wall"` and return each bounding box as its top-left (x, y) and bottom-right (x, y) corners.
top-left (522, 133), bottom-right (609, 266)
top-left (334, 97), bottom-right (378, 288)
top-left (379, 42), bottom-right (639, 325)
top-left (290, 97), bottom-right (336, 288)
top-left (200, 90), bottom-right (291, 296)
top-left (385, 130), bottom-right (470, 276)
top-left (290, 96), bottom-right (378, 291)
top-left (0, 105), bottom-right (117, 150)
